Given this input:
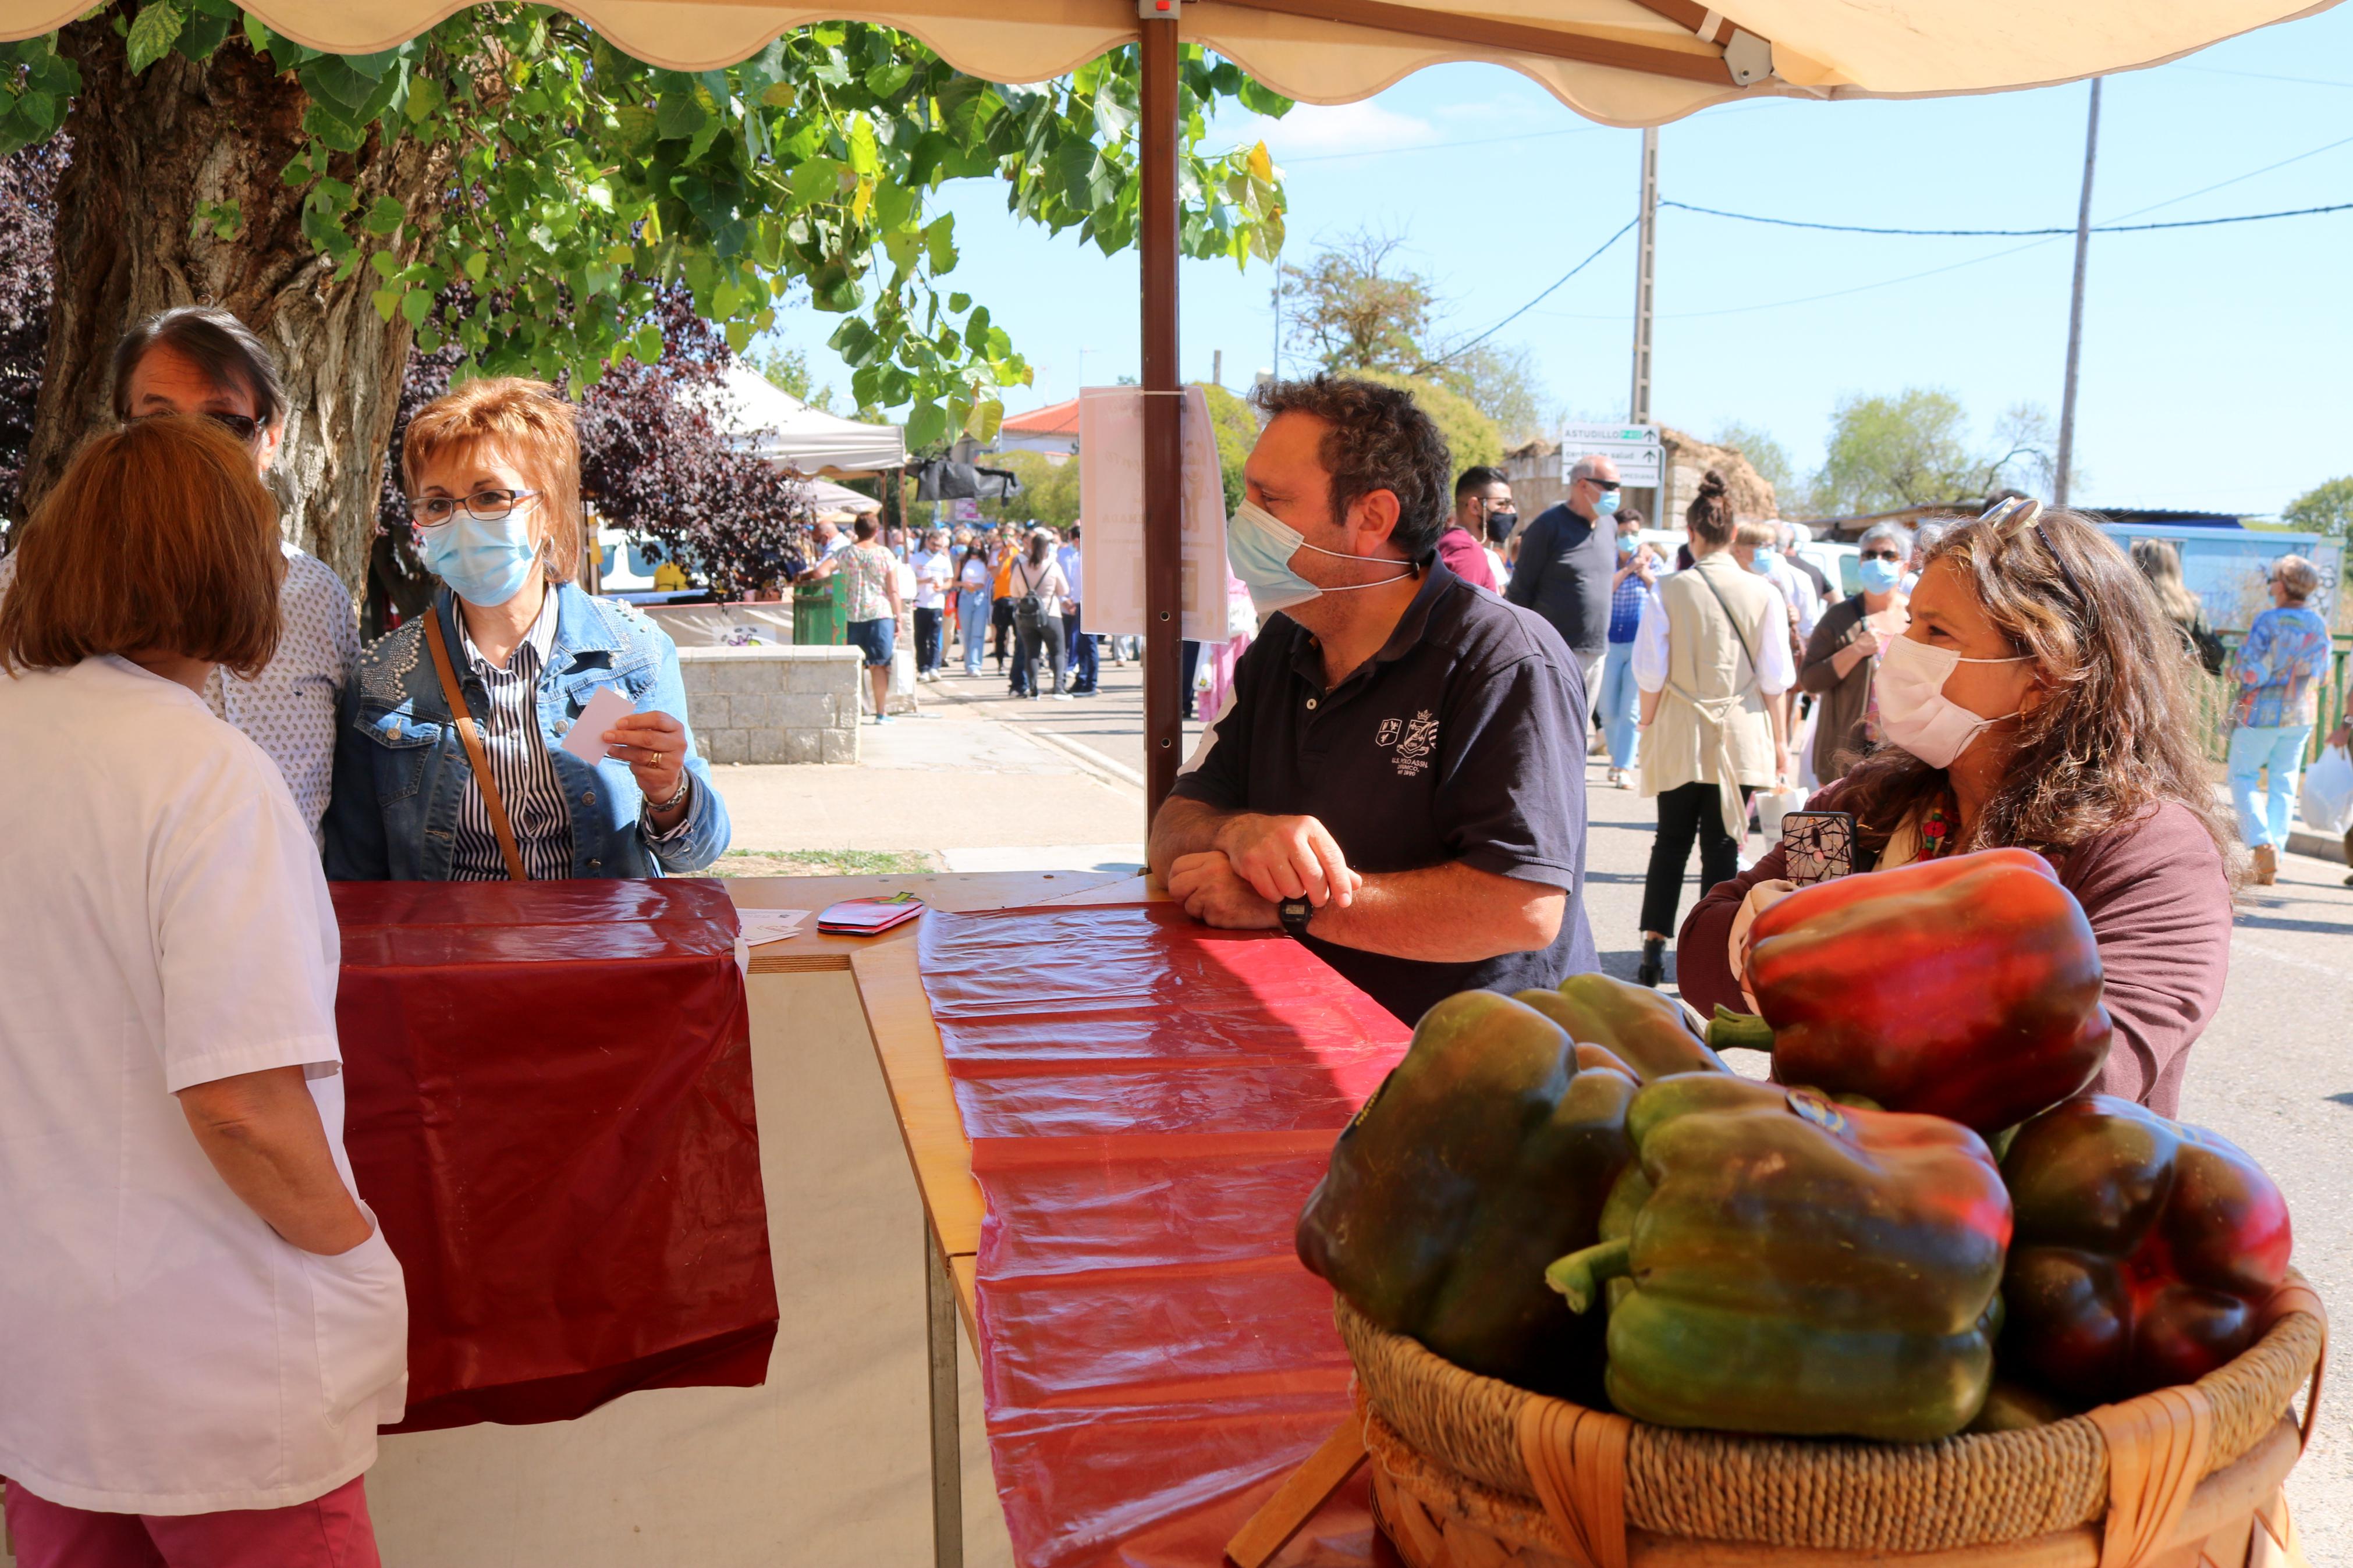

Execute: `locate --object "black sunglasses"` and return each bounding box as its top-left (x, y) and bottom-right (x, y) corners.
top-left (1860, 547), bottom-right (1904, 561)
top-left (1581, 476), bottom-right (1621, 492)
top-left (130, 409), bottom-right (263, 443)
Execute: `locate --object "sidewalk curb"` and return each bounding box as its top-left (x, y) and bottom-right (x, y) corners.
top-left (2288, 827), bottom-right (2348, 865)
top-left (1026, 727), bottom-right (1147, 791)
top-left (918, 672), bottom-right (1150, 792)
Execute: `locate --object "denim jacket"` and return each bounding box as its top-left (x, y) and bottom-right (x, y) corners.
top-left (324, 582), bottom-right (729, 880)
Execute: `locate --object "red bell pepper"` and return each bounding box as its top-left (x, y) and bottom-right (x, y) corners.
top-left (2000, 1094), bottom-right (2293, 1405)
top-left (1706, 847), bottom-right (2111, 1135)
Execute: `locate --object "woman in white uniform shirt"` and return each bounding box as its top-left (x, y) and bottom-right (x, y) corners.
top-left (0, 418), bottom-right (406, 1566)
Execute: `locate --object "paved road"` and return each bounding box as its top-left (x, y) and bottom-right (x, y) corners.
top-left (915, 660), bottom-right (2353, 1550)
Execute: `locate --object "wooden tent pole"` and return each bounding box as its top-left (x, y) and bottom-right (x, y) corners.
top-left (1140, 12), bottom-right (1183, 823)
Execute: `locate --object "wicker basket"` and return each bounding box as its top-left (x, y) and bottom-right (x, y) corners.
top-left (1339, 1281), bottom-right (2325, 1568)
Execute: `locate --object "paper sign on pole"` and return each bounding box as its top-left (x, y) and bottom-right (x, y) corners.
top-left (1078, 386), bottom-right (1229, 641)
top-left (1559, 422), bottom-right (1662, 487)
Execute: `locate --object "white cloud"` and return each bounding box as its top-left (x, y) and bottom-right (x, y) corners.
top-left (1238, 101), bottom-right (1438, 158)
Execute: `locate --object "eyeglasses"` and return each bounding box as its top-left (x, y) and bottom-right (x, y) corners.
top-left (1580, 476), bottom-right (1622, 492)
top-left (407, 488), bottom-right (540, 528)
top-left (130, 410), bottom-right (263, 444)
top-left (1860, 548), bottom-right (1905, 562)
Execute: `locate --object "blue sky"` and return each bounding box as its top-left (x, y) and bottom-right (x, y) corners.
top-left (758, 6), bottom-right (2353, 518)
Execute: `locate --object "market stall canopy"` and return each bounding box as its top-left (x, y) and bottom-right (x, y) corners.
top-left (8, 0), bottom-right (2336, 124)
top-left (806, 475), bottom-right (883, 515)
top-left (705, 362), bottom-right (905, 477)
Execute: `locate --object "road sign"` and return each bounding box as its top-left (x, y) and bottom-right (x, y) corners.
top-left (1559, 422), bottom-right (1662, 487)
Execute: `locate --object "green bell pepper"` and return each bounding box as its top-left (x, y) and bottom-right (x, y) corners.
top-left (1514, 973), bottom-right (1729, 1082)
top-left (1548, 1073), bottom-right (2013, 1441)
top-left (1297, 990), bottom-right (1638, 1402)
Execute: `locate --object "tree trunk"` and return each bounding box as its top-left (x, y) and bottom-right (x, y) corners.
top-left (26, 18), bottom-right (452, 592)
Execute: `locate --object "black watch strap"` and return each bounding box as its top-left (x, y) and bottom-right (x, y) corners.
top-left (1277, 896), bottom-right (1314, 938)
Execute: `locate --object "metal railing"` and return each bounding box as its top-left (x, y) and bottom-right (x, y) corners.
top-left (2194, 633), bottom-right (2352, 766)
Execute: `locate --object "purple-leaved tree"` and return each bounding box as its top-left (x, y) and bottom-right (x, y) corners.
top-left (0, 139), bottom-right (65, 530)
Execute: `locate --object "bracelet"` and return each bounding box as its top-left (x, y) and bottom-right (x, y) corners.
top-left (651, 770), bottom-right (692, 812)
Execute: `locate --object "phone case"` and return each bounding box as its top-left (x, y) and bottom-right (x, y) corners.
top-left (1779, 810), bottom-right (1855, 886)
top-left (817, 893), bottom-right (928, 935)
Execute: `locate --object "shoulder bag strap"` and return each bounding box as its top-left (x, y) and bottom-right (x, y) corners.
top-left (1692, 566), bottom-right (1761, 695)
top-left (423, 610), bottom-right (529, 883)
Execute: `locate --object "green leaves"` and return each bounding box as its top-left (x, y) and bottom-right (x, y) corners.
top-left (190, 198), bottom-right (242, 240)
top-left (125, 2), bottom-right (186, 74)
top-left (8, 10), bottom-right (1291, 456)
top-left (0, 34), bottom-right (80, 156)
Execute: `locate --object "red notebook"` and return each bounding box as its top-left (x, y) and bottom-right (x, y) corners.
top-left (817, 893), bottom-right (927, 936)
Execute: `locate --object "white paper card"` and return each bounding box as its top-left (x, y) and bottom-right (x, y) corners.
top-left (1078, 385), bottom-right (1229, 640)
top-left (560, 685), bottom-right (637, 766)
top-left (737, 909), bottom-right (811, 945)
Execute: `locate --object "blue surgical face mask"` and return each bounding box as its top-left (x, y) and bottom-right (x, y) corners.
top-left (1616, 532), bottom-right (1638, 558)
top-left (1857, 555), bottom-right (1904, 595)
top-left (1227, 499), bottom-right (1411, 616)
top-left (418, 507), bottom-right (542, 607)
top-left (1748, 546), bottom-right (1778, 575)
top-left (1592, 490), bottom-right (1621, 518)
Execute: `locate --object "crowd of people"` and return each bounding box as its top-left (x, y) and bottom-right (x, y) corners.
top-left (794, 513), bottom-right (1117, 713)
top-left (0, 289), bottom-right (2341, 1565)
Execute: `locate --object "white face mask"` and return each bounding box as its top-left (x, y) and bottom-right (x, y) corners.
top-left (1226, 499), bottom-right (1412, 616)
top-left (1875, 634), bottom-right (2033, 769)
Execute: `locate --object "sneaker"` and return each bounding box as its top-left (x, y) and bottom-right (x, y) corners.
top-left (1051, 692), bottom-right (1074, 702)
top-left (877, 713), bottom-right (895, 725)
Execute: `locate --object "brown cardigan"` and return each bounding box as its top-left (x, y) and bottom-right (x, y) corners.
top-left (1798, 594), bottom-right (1872, 782)
top-left (1676, 787), bottom-right (2231, 1118)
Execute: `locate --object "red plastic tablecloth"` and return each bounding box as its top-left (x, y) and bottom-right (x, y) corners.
top-left (332, 879), bottom-right (778, 1432)
top-left (918, 904), bottom-right (1415, 1567)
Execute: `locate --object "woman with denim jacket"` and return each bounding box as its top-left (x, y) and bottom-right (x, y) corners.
top-left (324, 379), bottom-right (729, 881)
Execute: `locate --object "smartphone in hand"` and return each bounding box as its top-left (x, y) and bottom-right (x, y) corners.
top-left (1779, 810), bottom-right (1855, 887)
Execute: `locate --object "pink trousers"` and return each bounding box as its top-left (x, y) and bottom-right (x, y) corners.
top-left (4, 1475), bottom-right (379, 1568)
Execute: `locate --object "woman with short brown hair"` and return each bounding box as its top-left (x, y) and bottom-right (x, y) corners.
top-left (1, 417), bottom-right (408, 1566)
top-left (325, 376), bottom-right (727, 881)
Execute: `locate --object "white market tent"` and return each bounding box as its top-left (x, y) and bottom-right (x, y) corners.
top-left (805, 475), bottom-right (883, 515)
top-left (706, 361), bottom-right (906, 477)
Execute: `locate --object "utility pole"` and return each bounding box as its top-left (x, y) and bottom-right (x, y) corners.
top-left (1629, 126), bottom-right (1658, 426)
top-left (1271, 269), bottom-right (1282, 382)
top-left (2055, 77), bottom-right (2100, 507)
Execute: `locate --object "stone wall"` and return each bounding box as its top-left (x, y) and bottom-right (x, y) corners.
top-left (676, 645), bottom-right (861, 765)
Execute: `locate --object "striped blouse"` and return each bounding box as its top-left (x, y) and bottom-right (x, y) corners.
top-left (452, 593), bottom-right (574, 881)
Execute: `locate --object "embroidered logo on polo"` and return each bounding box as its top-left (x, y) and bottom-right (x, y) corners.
top-left (1377, 709), bottom-right (1439, 777)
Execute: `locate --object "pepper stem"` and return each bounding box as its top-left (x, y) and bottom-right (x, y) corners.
top-left (1545, 1238), bottom-right (1632, 1315)
top-left (1706, 1005), bottom-right (1776, 1054)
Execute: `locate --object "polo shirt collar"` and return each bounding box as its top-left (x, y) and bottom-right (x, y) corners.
top-left (1285, 552), bottom-right (1455, 688)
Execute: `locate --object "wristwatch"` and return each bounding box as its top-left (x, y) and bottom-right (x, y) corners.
top-left (1277, 896), bottom-right (1314, 938)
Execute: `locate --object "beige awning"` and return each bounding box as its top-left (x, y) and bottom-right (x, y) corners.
top-left (1, 0), bottom-right (2337, 124)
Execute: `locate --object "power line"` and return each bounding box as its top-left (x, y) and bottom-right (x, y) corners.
top-left (2099, 130), bottom-right (2353, 221)
top-left (1659, 195), bottom-right (2353, 237)
top-left (1424, 219), bottom-right (1638, 367)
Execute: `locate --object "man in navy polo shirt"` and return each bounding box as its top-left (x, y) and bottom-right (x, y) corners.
top-left (1148, 375), bottom-right (1599, 1026)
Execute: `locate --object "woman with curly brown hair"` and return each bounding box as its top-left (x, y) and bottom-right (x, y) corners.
top-left (1678, 497), bottom-right (2236, 1116)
